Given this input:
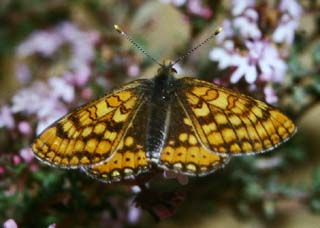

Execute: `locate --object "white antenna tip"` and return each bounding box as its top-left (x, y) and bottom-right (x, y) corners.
top-left (214, 27), bottom-right (222, 35)
top-left (114, 24), bottom-right (123, 34)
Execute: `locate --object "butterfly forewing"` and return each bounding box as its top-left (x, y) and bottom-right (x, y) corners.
top-left (32, 80), bottom-right (149, 168)
top-left (82, 100), bottom-right (151, 183)
top-left (176, 77), bottom-right (296, 155)
top-left (158, 94), bottom-right (230, 176)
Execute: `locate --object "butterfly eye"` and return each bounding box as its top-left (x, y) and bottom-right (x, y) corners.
top-left (171, 68), bottom-right (177, 73)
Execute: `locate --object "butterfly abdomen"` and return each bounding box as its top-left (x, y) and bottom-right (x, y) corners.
top-left (145, 70), bottom-right (176, 162)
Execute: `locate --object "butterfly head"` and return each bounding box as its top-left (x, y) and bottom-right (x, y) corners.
top-left (158, 59), bottom-right (177, 75)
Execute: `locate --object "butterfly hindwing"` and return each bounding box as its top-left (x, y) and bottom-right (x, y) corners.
top-left (82, 100), bottom-right (151, 183)
top-left (158, 94), bottom-right (230, 176)
top-left (32, 80), bottom-right (149, 168)
top-left (176, 77), bottom-right (296, 155)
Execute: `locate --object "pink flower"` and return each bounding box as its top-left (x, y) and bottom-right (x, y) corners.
top-left (187, 0), bottom-right (212, 19)
top-left (279, 0), bottom-right (303, 18)
top-left (231, 0), bottom-right (255, 16)
top-left (16, 21), bottom-right (99, 87)
top-left (13, 155), bottom-right (21, 165)
top-left (0, 106), bottom-right (15, 129)
top-left (273, 14), bottom-right (299, 45)
top-left (15, 64), bottom-right (31, 84)
top-left (127, 206), bottom-right (141, 224)
top-left (19, 147), bottom-right (34, 163)
top-left (0, 166), bottom-right (5, 174)
top-left (210, 40), bottom-right (287, 84)
top-left (233, 9), bottom-right (262, 39)
top-left (3, 219), bottom-right (18, 228)
top-left (159, 0), bottom-right (186, 7)
top-left (163, 170), bottom-right (188, 185)
top-left (11, 77), bottom-right (74, 134)
top-left (264, 86), bottom-right (278, 104)
top-left (18, 121), bottom-right (32, 135)
top-left (127, 64), bottom-right (140, 77)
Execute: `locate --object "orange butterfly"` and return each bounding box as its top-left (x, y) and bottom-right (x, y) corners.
top-left (32, 25), bottom-right (296, 183)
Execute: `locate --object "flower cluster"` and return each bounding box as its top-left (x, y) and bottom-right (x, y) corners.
top-left (0, 21), bottom-right (99, 187)
top-left (1, 22), bottom-right (99, 135)
top-left (209, 0), bottom-right (302, 103)
top-left (159, 0), bottom-right (212, 19)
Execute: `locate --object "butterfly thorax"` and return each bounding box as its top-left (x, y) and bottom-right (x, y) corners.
top-left (145, 64), bottom-right (177, 162)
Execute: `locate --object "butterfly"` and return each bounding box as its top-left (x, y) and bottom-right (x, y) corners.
top-left (31, 25), bottom-right (296, 184)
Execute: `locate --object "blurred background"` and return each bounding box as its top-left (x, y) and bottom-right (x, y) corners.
top-left (1, 0), bottom-right (320, 227)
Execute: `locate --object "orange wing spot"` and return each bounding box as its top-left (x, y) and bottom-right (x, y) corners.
top-left (104, 131), bottom-right (117, 141)
top-left (208, 131), bottom-right (224, 145)
top-left (79, 113), bottom-right (92, 125)
top-left (172, 147), bottom-right (187, 163)
top-left (221, 128), bottom-right (237, 143)
top-left (51, 137), bottom-right (62, 151)
top-left (85, 138), bottom-right (98, 153)
top-left (53, 156), bottom-right (61, 164)
top-left (263, 139), bottom-right (272, 148)
top-left (183, 118), bottom-right (192, 126)
top-left (227, 95), bottom-right (237, 109)
top-left (82, 126), bottom-right (93, 137)
top-left (236, 127), bottom-right (248, 140)
top-left (186, 146), bottom-right (200, 163)
top-left (61, 158), bottom-right (69, 165)
top-left (125, 136), bottom-right (134, 147)
top-left (192, 86), bottom-right (209, 96)
top-left (254, 142), bottom-right (263, 151)
top-left (123, 152), bottom-right (135, 168)
top-left (118, 91), bottom-right (132, 101)
top-left (96, 140), bottom-right (111, 155)
top-left (74, 140), bottom-right (85, 152)
top-left (135, 150), bottom-right (148, 166)
top-left (193, 103), bottom-right (210, 117)
top-left (179, 133), bottom-right (188, 142)
top-left (107, 96), bottom-right (122, 107)
top-left (96, 100), bottom-right (112, 117)
top-left (94, 123), bottom-right (106, 135)
top-left (202, 122), bottom-right (217, 134)
top-left (62, 120), bottom-right (73, 132)
top-left (47, 151), bottom-right (55, 159)
top-left (110, 153), bottom-right (122, 170)
top-left (113, 108), bottom-right (129, 122)
top-left (207, 92), bottom-right (228, 109)
top-left (247, 126), bottom-right (260, 142)
top-left (202, 89), bottom-right (219, 101)
top-left (188, 135), bottom-right (197, 145)
top-left (59, 139), bottom-right (69, 154)
top-left (186, 93), bottom-right (200, 105)
top-left (161, 146), bottom-right (174, 162)
top-left (251, 106), bottom-right (263, 118)
top-left (230, 143), bottom-right (241, 153)
top-left (255, 122), bottom-right (268, 140)
top-left (40, 127), bottom-right (56, 145)
top-left (70, 156), bottom-right (79, 166)
top-left (228, 114), bottom-right (242, 126)
top-left (271, 134), bottom-right (280, 144)
top-left (80, 156), bottom-right (90, 165)
top-left (241, 141), bottom-right (253, 151)
top-left (215, 113), bottom-right (228, 125)
top-left (278, 126), bottom-right (289, 139)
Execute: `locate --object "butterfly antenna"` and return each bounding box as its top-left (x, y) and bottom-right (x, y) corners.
top-left (172, 27), bottom-right (222, 66)
top-left (114, 25), bottom-right (162, 66)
